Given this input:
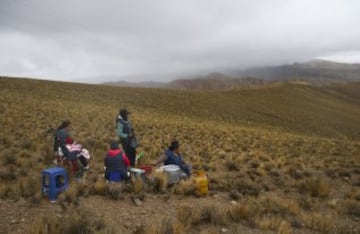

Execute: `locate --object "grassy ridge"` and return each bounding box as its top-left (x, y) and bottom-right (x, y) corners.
top-left (1, 77), bottom-right (359, 140)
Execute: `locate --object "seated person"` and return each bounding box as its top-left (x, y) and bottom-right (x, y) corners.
top-left (63, 137), bottom-right (90, 170)
top-left (104, 141), bottom-right (130, 182)
top-left (153, 140), bottom-right (191, 177)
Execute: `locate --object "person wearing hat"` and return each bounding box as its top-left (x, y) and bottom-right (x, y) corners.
top-left (104, 141), bottom-right (130, 182)
top-left (116, 108), bottom-right (136, 166)
top-left (153, 140), bottom-right (191, 177)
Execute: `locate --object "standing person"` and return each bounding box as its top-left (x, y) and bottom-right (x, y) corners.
top-left (116, 108), bottom-right (133, 162)
top-left (54, 120), bottom-right (72, 161)
top-left (104, 141), bottom-right (130, 182)
top-left (153, 140), bottom-right (191, 177)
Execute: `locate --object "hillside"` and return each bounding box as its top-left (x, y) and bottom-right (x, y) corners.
top-left (0, 77), bottom-right (360, 233)
top-left (4, 77), bottom-right (357, 140)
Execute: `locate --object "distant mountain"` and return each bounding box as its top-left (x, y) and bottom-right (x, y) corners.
top-left (233, 59), bottom-right (360, 83)
top-left (103, 80), bottom-right (167, 88)
top-left (167, 72), bottom-right (266, 90)
top-left (103, 60), bottom-right (360, 90)
top-left (97, 73), bottom-right (171, 88)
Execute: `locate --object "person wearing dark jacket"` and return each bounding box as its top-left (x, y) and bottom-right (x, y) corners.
top-left (153, 140), bottom-right (191, 177)
top-left (104, 141), bottom-right (130, 182)
top-left (54, 120), bottom-right (72, 161)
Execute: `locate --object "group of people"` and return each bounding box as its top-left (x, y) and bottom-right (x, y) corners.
top-left (54, 108), bottom-right (191, 182)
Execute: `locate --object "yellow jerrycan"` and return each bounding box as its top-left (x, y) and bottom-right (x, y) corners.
top-left (193, 170), bottom-right (208, 196)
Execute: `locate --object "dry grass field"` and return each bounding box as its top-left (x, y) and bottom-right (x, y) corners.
top-left (0, 76), bottom-right (360, 234)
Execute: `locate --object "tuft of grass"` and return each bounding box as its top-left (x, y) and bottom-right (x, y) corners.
top-left (261, 196), bottom-right (300, 216)
top-left (30, 207), bottom-right (108, 234)
top-left (146, 217), bottom-right (185, 234)
top-left (76, 182), bottom-right (90, 197)
top-left (91, 180), bottom-right (107, 195)
top-left (254, 215), bottom-right (282, 230)
top-left (151, 171), bottom-right (168, 193)
top-left (107, 183), bottom-right (124, 200)
top-left (176, 205), bottom-right (195, 229)
top-left (298, 196), bottom-right (313, 211)
top-left (249, 160), bottom-right (260, 169)
top-left (0, 169), bottom-right (17, 182)
top-left (160, 217), bottom-right (184, 234)
top-left (191, 205), bottom-right (227, 226)
top-left (20, 138), bottom-right (36, 151)
top-left (225, 159), bottom-right (239, 171)
top-left (301, 213), bottom-right (332, 233)
top-left (344, 200), bottom-right (360, 218)
top-left (228, 189), bottom-right (242, 201)
top-left (62, 184), bottom-right (79, 204)
top-left (131, 177), bottom-right (144, 194)
top-left (234, 179), bottom-right (261, 197)
top-left (227, 203), bottom-right (253, 222)
top-left (299, 177), bottom-right (330, 198)
top-left (18, 176), bottom-right (38, 198)
top-left (64, 218), bottom-right (92, 234)
top-left (2, 151), bottom-right (17, 165)
top-left (0, 183), bottom-right (14, 199)
top-left (278, 220), bottom-right (292, 234)
top-left (173, 179), bottom-right (195, 196)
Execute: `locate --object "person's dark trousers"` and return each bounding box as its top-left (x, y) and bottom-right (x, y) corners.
top-left (180, 164), bottom-right (191, 177)
top-left (127, 147), bottom-right (136, 167)
top-left (119, 137), bottom-right (135, 166)
top-left (119, 138), bottom-right (128, 152)
top-left (78, 156), bottom-right (88, 167)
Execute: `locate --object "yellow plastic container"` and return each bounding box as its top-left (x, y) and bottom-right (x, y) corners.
top-left (193, 170), bottom-right (208, 196)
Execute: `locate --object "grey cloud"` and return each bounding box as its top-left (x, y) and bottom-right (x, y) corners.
top-left (0, 0), bottom-right (360, 82)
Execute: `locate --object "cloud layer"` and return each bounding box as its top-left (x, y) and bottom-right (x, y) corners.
top-left (1, 0), bottom-right (360, 82)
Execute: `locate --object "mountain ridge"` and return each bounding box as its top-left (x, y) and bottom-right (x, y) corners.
top-left (103, 59), bottom-right (360, 90)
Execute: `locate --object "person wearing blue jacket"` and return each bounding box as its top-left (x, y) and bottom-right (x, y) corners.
top-left (153, 140), bottom-right (191, 177)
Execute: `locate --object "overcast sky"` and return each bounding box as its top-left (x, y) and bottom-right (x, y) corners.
top-left (1, 0), bottom-right (360, 83)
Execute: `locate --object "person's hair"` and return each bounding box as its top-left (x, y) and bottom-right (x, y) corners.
top-left (110, 140), bottom-right (119, 150)
top-left (168, 140), bottom-right (179, 151)
top-left (119, 108), bottom-right (129, 120)
top-left (57, 120), bottom-right (71, 130)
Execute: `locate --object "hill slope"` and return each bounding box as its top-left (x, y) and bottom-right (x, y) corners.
top-left (1, 77), bottom-right (360, 140)
top-left (0, 77), bottom-right (360, 234)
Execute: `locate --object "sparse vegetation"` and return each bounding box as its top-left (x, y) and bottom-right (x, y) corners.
top-left (299, 177), bottom-right (331, 198)
top-left (0, 77), bottom-right (360, 233)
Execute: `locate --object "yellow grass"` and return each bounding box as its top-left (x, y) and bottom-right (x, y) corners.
top-left (1, 77), bottom-right (360, 233)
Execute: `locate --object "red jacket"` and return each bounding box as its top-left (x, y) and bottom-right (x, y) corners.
top-left (106, 149), bottom-right (130, 166)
